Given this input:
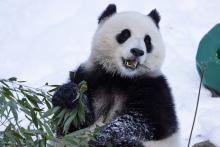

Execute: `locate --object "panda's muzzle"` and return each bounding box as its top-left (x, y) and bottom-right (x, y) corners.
top-left (121, 48), bottom-right (144, 70)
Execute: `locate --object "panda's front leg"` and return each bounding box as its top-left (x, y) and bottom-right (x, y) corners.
top-left (89, 111), bottom-right (153, 147)
top-left (52, 82), bottom-right (80, 109)
top-left (52, 82), bottom-right (94, 135)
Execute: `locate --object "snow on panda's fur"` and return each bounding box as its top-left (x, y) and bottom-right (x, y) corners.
top-left (52, 4), bottom-right (179, 147)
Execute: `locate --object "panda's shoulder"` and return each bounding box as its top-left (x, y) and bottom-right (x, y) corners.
top-left (70, 64), bottom-right (87, 83)
top-left (71, 64), bottom-right (108, 84)
top-left (133, 74), bottom-right (170, 90)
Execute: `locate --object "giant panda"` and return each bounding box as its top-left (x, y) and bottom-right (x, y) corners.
top-left (52, 4), bottom-right (179, 147)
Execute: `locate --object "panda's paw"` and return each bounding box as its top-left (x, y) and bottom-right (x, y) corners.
top-left (88, 138), bottom-right (144, 147)
top-left (52, 82), bottom-right (80, 109)
top-left (88, 132), bottom-right (111, 147)
top-left (88, 139), bottom-right (109, 147)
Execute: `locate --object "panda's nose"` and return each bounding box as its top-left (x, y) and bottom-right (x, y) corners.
top-left (130, 48), bottom-right (144, 57)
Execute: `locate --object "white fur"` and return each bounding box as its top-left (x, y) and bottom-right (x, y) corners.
top-left (104, 94), bottom-right (125, 122)
top-left (86, 11), bottom-right (165, 77)
top-left (143, 132), bottom-right (180, 147)
top-left (88, 94), bottom-right (125, 132)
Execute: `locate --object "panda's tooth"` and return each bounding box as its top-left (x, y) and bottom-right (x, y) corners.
top-left (133, 61), bottom-right (137, 68)
top-left (126, 61), bottom-right (129, 66)
top-left (127, 61), bottom-right (132, 66)
top-left (124, 59), bottom-right (139, 69)
top-left (134, 61), bottom-right (137, 66)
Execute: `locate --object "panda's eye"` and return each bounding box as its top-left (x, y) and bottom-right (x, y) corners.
top-left (144, 35), bottom-right (152, 53)
top-left (116, 29), bottom-right (131, 44)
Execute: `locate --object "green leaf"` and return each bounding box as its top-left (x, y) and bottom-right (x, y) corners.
top-left (43, 123), bottom-right (53, 137)
top-left (30, 110), bottom-right (38, 128)
top-left (11, 108), bottom-right (18, 122)
top-left (33, 107), bottom-right (43, 112)
top-left (11, 130), bottom-right (24, 140)
top-left (48, 87), bottom-right (58, 93)
top-left (8, 77), bottom-right (17, 82)
top-left (63, 112), bottom-right (77, 134)
top-left (52, 106), bottom-right (61, 114)
top-left (41, 109), bottom-right (53, 118)
top-left (17, 80), bottom-right (26, 83)
top-left (63, 110), bottom-right (71, 123)
top-left (18, 98), bottom-right (32, 110)
top-left (44, 98), bottom-right (51, 109)
top-left (0, 78), bottom-right (92, 146)
top-left (54, 109), bottom-right (68, 126)
top-left (48, 84), bottom-right (60, 88)
top-left (72, 115), bottom-right (79, 128)
top-left (24, 115), bottom-right (32, 122)
top-left (5, 131), bottom-right (16, 143)
top-left (20, 90), bottom-right (39, 108)
top-left (63, 136), bottom-right (79, 146)
top-left (0, 81), bottom-right (10, 88)
top-left (56, 109), bottom-right (67, 119)
top-left (78, 100), bottom-right (85, 124)
top-left (8, 101), bottom-right (18, 121)
top-left (2, 86), bottom-right (13, 98)
top-left (78, 81), bottom-right (87, 93)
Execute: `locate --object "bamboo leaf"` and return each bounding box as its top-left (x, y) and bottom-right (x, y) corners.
top-left (20, 90), bottom-right (40, 108)
top-left (44, 98), bottom-right (51, 109)
top-left (0, 81), bottom-right (10, 88)
top-left (30, 110), bottom-right (38, 128)
top-left (78, 81), bottom-right (87, 93)
top-left (48, 87), bottom-right (58, 93)
top-left (63, 112), bottom-right (77, 134)
top-left (8, 77), bottom-right (17, 82)
top-left (11, 108), bottom-right (18, 122)
top-left (52, 106), bottom-right (61, 114)
top-left (78, 100), bottom-right (85, 124)
top-left (2, 86), bottom-right (13, 98)
top-left (0, 78), bottom-right (91, 146)
top-left (41, 109), bottom-right (53, 118)
top-left (11, 130), bottom-right (24, 140)
top-left (43, 122), bottom-right (53, 136)
top-left (56, 109), bottom-right (67, 119)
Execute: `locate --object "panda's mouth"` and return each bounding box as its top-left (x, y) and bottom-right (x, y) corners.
top-left (122, 57), bottom-right (139, 70)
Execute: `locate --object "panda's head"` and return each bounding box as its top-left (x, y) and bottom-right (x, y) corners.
top-left (87, 4), bottom-right (165, 77)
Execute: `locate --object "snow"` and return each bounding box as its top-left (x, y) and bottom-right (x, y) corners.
top-left (209, 126), bottom-right (220, 146)
top-left (0, 0), bottom-right (220, 146)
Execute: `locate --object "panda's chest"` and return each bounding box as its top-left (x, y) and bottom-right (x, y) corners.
top-left (92, 89), bottom-right (126, 122)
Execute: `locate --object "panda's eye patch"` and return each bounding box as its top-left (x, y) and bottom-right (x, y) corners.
top-left (144, 35), bottom-right (152, 53)
top-left (116, 29), bottom-right (131, 44)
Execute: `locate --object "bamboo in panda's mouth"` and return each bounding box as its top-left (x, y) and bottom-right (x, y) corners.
top-left (122, 58), bottom-right (139, 69)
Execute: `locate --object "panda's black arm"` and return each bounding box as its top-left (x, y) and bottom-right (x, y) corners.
top-left (52, 82), bottom-right (80, 109)
top-left (52, 65), bottom-right (87, 109)
top-left (52, 66), bottom-right (95, 135)
top-left (89, 111), bottom-right (153, 147)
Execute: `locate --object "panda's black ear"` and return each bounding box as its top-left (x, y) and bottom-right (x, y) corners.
top-left (98, 4), bottom-right (117, 24)
top-left (148, 9), bottom-right (160, 28)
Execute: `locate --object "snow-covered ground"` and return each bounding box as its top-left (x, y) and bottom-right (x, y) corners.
top-left (0, 0), bottom-right (220, 146)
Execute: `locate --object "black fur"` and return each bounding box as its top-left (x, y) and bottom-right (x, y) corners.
top-left (144, 35), bottom-right (152, 53)
top-left (148, 9), bottom-right (160, 28)
top-left (52, 63), bottom-right (178, 146)
top-left (98, 4), bottom-right (117, 24)
top-left (116, 29), bottom-right (131, 44)
top-left (52, 82), bottom-right (79, 109)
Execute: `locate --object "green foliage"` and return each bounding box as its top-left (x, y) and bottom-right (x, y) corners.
top-left (0, 77), bottom-right (93, 147)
